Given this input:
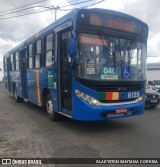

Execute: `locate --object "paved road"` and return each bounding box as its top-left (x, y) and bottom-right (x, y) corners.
top-left (0, 84), bottom-right (160, 167)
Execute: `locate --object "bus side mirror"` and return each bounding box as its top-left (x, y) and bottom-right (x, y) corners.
top-left (68, 33), bottom-right (77, 59)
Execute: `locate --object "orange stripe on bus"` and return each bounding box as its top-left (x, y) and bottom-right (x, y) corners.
top-left (112, 92), bottom-right (119, 100)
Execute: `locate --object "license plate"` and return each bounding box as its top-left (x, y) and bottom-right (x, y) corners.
top-left (151, 99), bottom-right (157, 103)
top-left (116, 108), bottom-right (128, 114)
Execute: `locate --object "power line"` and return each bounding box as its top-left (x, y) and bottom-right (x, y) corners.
top-left (0, 8), bottom-right (52, 21)
top-left (60, 0), bottom-right (96, 8)
top-left (51, 0), bottom-right (99, 20)
top-left (0, 6), bottom-right (53, 17)
top-left (0, 0), bottom-right (105, 21)
top-left (84, 0), bottom-right (105, 8)
top-left (0, 0), bottom-right (81, 15)
top-left (0, 0), bottom-right (49, 14)
top-left (0, 0), bottom-right (37, 12)
top-left (0, 0), bottom-right (95, 17)
top-left (60, 0), bottom-right (105, 11)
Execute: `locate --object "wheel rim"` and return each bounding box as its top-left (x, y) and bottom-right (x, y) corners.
top-left (47, 99), bottom-right (53, 115)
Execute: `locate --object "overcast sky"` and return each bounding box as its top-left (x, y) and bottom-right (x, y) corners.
top-left (0, 0), bottom-right (160, 68)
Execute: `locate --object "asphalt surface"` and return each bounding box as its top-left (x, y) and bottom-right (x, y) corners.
top-left (0, 84), bottom-right (160, 167)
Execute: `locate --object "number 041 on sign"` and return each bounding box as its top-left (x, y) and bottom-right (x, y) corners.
top-left (101, 67), bottom-right (118, 80)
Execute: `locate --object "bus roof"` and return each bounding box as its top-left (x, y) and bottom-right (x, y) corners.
top-left (4, 8), bottom-right (148, 57)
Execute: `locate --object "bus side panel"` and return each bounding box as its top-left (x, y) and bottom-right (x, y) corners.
top-left (10, 71), bottom-right (13, 92)
top-left (24, 71), bottom-right (28, 98)
top-left (39, 67), bottom-right (58, 111)
top-left (16, 71), bottom-right (23, 98)
top-left (27, 69), bottom-right (36, 104)
top-left (52, 66), bottom-right (58, 113)
top-left (10, 71), bottom-right (17, 93)
top-left (39, 68), bottom-right (47, 106)
top-left (10, 71), bottom-right (22, 97)
top-left (27, 69), bottom-right (49, 107)
top-left (48, 89), bottom-right (58, 112)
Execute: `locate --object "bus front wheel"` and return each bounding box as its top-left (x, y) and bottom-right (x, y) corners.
top-left (46, 94), bottom-right (59, 121)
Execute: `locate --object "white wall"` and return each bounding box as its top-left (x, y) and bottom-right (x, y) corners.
top-left (147, 70), bottom-right (160, 80)
top-left (0, 71), bottom-right (3, 81)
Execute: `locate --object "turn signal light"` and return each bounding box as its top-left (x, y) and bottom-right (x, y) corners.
top-left (76, 90), bottom-right (81, 95)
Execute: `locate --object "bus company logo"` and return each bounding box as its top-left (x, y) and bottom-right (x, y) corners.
top-left (120, 93), bottom-right (125, 99)
top-left (2, 159), bottom-right (11, 164)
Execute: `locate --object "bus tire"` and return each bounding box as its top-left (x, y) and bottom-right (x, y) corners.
top-left (46, 94), bottom-right (59, 121)
top-left (14, 87), bottom-right (22, 103)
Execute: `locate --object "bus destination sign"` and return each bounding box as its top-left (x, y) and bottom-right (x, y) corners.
top-left (89, 14), bottom-right (141, 33)
top-left (77, 11), bottom-right (142, 34)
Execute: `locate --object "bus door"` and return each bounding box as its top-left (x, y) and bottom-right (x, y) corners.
top-left (58, 31), bottom-right (72, 115)
top-left (7, 57), bottom-right (11, 91)
top-left (20, 49), bottom-right (27, 98)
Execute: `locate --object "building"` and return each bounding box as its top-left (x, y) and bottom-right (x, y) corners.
top-left (0, 70), bottom-right (3, 82)
top-left (147, 63), bottom-right (160, 80)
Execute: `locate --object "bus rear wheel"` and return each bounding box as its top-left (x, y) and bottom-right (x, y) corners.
top-left (46, 94), bottom-right (59, 121)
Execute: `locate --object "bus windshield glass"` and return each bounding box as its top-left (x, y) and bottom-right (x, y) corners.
top-left (75, 33), bottom-right (147, 81)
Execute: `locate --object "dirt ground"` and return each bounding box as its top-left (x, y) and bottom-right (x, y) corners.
top-left (0, 84), bottom-right (160, 167)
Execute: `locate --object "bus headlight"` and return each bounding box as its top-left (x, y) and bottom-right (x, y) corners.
top-left (138, 96), bottom-right (144, 102)
top-left (75, 90), bottom-right (99, 106)
top-left (91, 99), bottom-right (98, 106)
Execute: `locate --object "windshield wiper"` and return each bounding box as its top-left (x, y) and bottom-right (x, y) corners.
top-left (98, 30), bottom-right (110, 56)
top-left (98, 29), bottom-right (116, 71)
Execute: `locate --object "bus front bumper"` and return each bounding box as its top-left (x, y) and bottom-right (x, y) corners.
top-left (72, 97), bottom-right (145, 121)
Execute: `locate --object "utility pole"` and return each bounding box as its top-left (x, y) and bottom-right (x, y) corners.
top-left (53, 6), bottom-right (59, 21)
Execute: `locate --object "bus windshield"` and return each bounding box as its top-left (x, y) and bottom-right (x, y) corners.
top-left (75, 33), bottom-right (147, 81)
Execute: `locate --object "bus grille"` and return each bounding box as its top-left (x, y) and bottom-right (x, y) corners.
top-left (89, 85), bottom-right (143, 92)
top-left (76, 77), bottom-right (146, 92)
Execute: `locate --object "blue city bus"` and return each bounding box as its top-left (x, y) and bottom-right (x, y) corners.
top-left (3, 8), bottom-right (148, 121)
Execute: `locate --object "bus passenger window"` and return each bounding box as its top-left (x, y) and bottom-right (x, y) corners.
top-left (10, 54), bottom-right (15, 71)
top-left (29, 44), bottom-right (33, 57)
top-left (4, 57), bottom-right (7, 71)
top-left (46, 34), bottom-right (53, 51)
top-left (45, 33), bottom-right (54, 67)
top-left (16, 61), bottom-right (19, 70)
top-left (11, 54), bottom-right (13, 62)
top-left (34, 39), bottom-right (41, 68)
top-left (28, 44), bottom-right (33, 69)
top-left (36, 40), bottom-right (41, 54)
top-left (15, 51), bottom-right (19, 70)
top-left (45, 51), bottom-right (53, 67)
top-left (29, 57), bottom-right (33, 69)
top-left (35, 55), bottom-right (40, 68)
